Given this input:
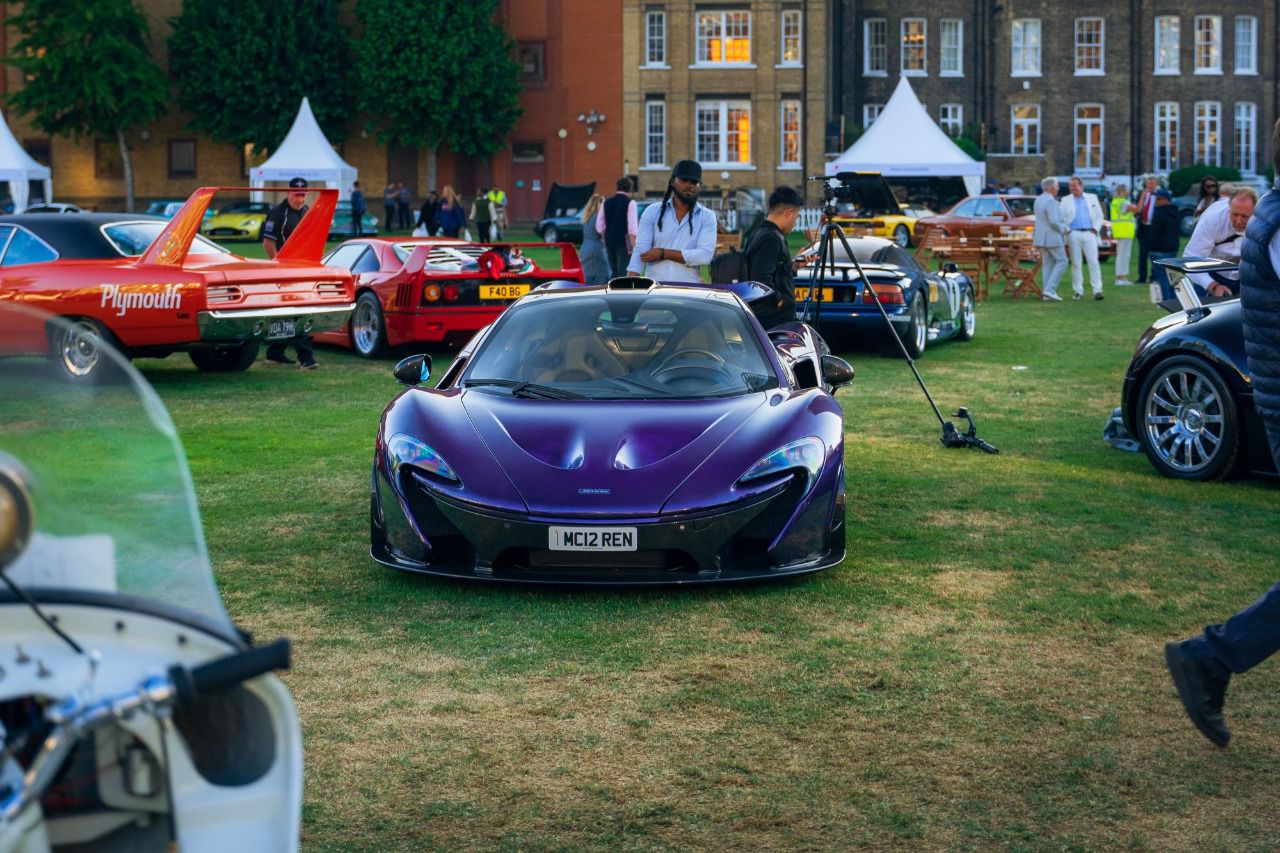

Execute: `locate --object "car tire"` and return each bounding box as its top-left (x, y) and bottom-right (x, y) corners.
top-left (48, 317), bottom-right (126, 384)
top-left (543, 225), bottom-right (559, 243)
top-left (1136, 355), bottom-right (1239, 481)
top-left (1179, 213), bottom-right (1196, 237)
top-left (189, 341), bottom-right (260, 372)
top-left (899, 294), bottom-right (928, 359)
top-left (351, 291), bottom-right (388, 359)
top-left (957, 286), bottom-right (976, 341)
top-left (892, 225), bottom-right (911, 248)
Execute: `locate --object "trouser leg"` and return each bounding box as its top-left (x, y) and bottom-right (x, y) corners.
top-left (1115, 238), bottom-right (1132, 280)
top-left (1084, 234), bottom-right (1102, 294)
top-left (385, 205), bottom-right (395, 232)
top-left (292, 334), bottom-right (315, 365)
top-left (1068, 232), bottom-right (1085, 295)
top-left (1042, 246), bottom-right (1067, 296)
top-left (353, 212), bottom-right (362, 237)
top-left (1181, 580), bottom-right (1280, 675)
top-left (1137, 231), bottom-right (1150, 282)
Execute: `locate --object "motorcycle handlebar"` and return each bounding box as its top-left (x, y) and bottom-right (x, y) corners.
top-left (170, 638), bottom-right (291, 705)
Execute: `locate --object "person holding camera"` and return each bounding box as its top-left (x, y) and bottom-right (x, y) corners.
top-left (627, 160), bottom-right (716, 283)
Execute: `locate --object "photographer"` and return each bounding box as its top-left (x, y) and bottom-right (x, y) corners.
top-left (744, 186), bottom-right (804, 328)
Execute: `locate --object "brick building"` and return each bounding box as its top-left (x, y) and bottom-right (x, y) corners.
top-left (841, 2), bottom-right (1278, 187)
top-left (621, 0), bottom-right (830, 203)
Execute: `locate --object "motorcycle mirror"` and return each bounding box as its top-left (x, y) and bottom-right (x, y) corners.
top-left (393, 354), bottom-right (433, 386)
top-left (820, 354), bottom-right (855, 388)
top-left (0, 454), bottom-right (34, 573)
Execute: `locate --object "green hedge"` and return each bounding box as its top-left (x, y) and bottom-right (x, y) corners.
top-left (1167, 164), bottom-right (1241, 197)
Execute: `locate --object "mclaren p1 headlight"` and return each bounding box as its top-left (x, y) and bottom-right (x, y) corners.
top-left (387, 433), bottom-right (460, 484)
top-left (738, 437), bottom-right (825, 496)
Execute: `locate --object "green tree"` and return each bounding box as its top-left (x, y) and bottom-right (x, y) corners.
top-left (168, 0), bottom-right (354, 155)
top-left (3, 0), bottom-right (168, 211)
top-left (352, 0), bottom-right (522, 191)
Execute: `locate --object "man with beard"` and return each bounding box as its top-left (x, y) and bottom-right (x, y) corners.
top-left (628, 160), bottom-right (717, 283)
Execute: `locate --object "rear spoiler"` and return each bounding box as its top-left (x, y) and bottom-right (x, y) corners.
top-left (137, 186), bottom-right (338, 267)
top-left (400, 241), bottom-right (584, 280)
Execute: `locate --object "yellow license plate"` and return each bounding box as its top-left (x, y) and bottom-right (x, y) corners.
top-left (795, 287), bottom-right (835, 302)
top-left (479, 284), bottom-right (530, 300)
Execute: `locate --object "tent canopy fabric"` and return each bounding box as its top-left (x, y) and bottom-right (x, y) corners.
top-left (827, 77), bottom-right (985, 196)
top-left (0, 111), bottom-right (51, 213)
top-left (250, 97), bottom-right (356, 201)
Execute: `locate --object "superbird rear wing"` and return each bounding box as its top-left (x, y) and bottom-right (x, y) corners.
top-left (137, 186), bottom-right (338, 267)
top-left (399, 241), bottom-right (585, 282)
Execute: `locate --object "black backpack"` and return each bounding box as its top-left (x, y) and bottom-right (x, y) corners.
top-left (709, 245), bottom-right (751, 284)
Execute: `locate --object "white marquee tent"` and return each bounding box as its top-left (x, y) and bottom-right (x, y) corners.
top-left (0, 111), bottom-right (51, 213)
top-left (826, 77), bottom-right (985, 196)
top-left (249, 97), bottom-right (356, 201)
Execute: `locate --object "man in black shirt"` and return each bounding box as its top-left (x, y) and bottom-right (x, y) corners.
top-left (261, 177), bottom-right (318, 369)
top-left (744, 186), bottom-right (803, 328)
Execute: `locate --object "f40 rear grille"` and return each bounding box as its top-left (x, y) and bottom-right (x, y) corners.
top-left (396, 282), bottom-right (417, 309)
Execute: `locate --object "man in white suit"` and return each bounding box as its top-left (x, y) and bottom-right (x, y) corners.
top-left (1032, 177), bottom-right (1068, 301)
top-left (1058, 176), bottom-right (1106, 301)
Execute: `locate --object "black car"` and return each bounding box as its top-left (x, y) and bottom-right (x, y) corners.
top-left (0, 212), bottom-right (227, 259)
top-left (1115, 257), bottom-right (1276, 480)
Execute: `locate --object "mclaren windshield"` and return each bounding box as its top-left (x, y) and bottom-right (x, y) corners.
top-left (461, 291), bottom-right (780, 399)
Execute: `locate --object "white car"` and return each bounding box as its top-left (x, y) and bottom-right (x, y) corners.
top-left (23, 202), bottom-right (85, 214)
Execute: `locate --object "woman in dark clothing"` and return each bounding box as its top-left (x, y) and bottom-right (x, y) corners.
top-left (1193, 175), bottom-right (1222, 219)
top-left (417, 191), bottom-right (440, 236)
top-left (436, 186), bottom-right (466, 238)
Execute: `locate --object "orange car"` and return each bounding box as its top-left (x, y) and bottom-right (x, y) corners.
top-left (0, 187), bottom-right (356, 381)
top-left (914, 194), bottom-right (1115, 257)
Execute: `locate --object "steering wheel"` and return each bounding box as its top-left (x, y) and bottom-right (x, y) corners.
top-left (651, 348), bottom-right (733, 383)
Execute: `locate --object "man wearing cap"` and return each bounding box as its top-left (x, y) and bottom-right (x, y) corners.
top-left (261, 177), bottom-right (318, 369)
top-left (628, 160), bottom-right (717, 283)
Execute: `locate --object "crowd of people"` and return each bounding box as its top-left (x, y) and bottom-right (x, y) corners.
top-left (364, 183), bottom-right (508, 241)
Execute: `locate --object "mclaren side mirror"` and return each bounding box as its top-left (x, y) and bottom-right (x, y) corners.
top-left (820, 354), bottom-right (855, 389)
top-left (393, 354), bottom-right (432, 386)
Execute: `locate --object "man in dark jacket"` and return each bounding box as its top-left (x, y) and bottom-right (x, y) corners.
top-left (261, 177), bottom-right (318, 369)
top-left (1147, 189), bottom-right (1183, 300)
top-left (1164, 122), bottom-right (1280, 748)
top-left (744, 186), bottom-right (803, 328)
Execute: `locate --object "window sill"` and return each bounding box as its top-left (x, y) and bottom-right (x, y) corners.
top-left (640, 64), bottom-right (671, 70)
top-left (777, 165), bottom-right (803, 171)
top-left (640, 165), bottom-right (670, 171)
top-left (940, 71), bottom-right (964, 77)
top-left (902, 70), bottom-right (927, 77)
top-left (1074, 69), bottom-right (1105, 76)
top-left (863, 70), bottom-right (888, 77)
top-left (1235, 70), bottom-right (1259, 76)
top-left (699, 164), bottom-right (757, 171)
top-left (689, 62), bottom-right (757, 70)
top-left (1193, 68), bottom-right (1223, 76)
top-left (1011, 70), bottom-right (1042, 78)
top-left (1153, 68), bottom-right (1180, 75)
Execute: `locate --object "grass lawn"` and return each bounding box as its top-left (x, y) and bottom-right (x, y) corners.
top-left (140, 239), bottom-right (1280, 850)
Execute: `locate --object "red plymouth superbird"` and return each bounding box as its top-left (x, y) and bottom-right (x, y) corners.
top-left (0, 187), bottom-right (355, 381)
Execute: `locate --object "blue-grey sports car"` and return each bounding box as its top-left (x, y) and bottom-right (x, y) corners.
top-left (370, 277), bottom-right (854, 585)
top-left (791, 236), bottom-right (976, 357)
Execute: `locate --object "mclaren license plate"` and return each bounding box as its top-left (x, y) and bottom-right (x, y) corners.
top-left (266, 319), bottom-right (296, 340)
top-left (795, 287), bottom-right (835, 302)
top-left (548, 526), bottom-right (637, 551)
top-left (480, 284), bottom-right (530, 300)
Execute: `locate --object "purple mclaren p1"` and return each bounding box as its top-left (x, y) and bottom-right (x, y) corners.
top-left (369, 277), bottom-right (854, 585)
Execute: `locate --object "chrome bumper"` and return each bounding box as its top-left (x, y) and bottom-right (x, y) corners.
top-left (197, 303), bottom-right (355, 341)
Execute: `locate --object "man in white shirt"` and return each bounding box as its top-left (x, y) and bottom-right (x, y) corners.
top-left (1057, 177), bottom-right (1106, 300)
top-left (628, 160), bottom-right (717, 283)
top-left (1185, 188), bottom-right (1257, 297)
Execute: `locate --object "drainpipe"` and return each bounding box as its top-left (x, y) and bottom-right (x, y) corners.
top-left (1130, 0), bottom-right (1141, 180)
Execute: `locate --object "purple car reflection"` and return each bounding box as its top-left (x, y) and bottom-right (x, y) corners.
top-left (370, 278), bottom-right (854, 585)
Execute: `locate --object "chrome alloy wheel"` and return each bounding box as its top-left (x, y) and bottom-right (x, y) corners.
top-left (352, 297), bottom-right (382, 356)
top-left (1142, 363), bottom-right (1227, 475)
top-left (59, 319), bottom-right (104, 378)
top-left (909, 296), bottom-right (927, 355)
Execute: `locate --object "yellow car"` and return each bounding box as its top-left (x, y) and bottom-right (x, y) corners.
top-left (201, 201), bottom-right (272, 241)
top-left (828, 171), bottom-right (918, 248)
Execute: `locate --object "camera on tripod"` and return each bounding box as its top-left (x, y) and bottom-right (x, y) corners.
top-left (806, 172), bottom-right (862, 214)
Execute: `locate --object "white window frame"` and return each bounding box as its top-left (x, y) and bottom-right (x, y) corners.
top-left (695, 100), bottom-right (753, 167)
top-left (1194, 101), bottom-right (1222, 166)
top-left (1193, 15), bottom-right (1222, 75)
top-left (644, 100), bottom-right (666, 168)
top-left (1011, 19), bottom-right (1041, 77)
top-left (1154, 102), bottom-right (1179, 172)
top-left (1073, 103), bottom-right (1104, 175)
top-left (644, 11), bottom-right (667, 68)
top-left (1010, 104), bottom-right (1041, 155)
top-left (863, 103), bottom-right (883, 129)
top-left (900, 18), bottom-right (927, 76)
top-left (779, 100), bottom-right (802, 168)
top-left (693, 9), bottom-right (753, 67)
top-left (939, 19), bottom-right (963, 77)
top-left (1074, 17), bottom-right (1104, 76)
top-left (1235, 102), bottom-right (1257, 174)
top-left (1235, 17), bottom-right (1257, 75)
top-left (779, 9), bottom-right (802, 67)
top-left (863, 19), bottom-right (887, 76)
top-left (939, 103), bottom-right (963, 136)
top-left (1155, 16), bottom-right (1180, 75)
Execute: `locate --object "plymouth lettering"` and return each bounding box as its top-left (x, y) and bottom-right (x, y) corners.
top-left (100, 284), bottom-right (183, 317)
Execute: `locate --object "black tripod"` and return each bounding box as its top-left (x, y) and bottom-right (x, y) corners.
top-left (800, 178), bottom-right (997, 454)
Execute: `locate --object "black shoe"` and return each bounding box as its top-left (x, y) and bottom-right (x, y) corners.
top-left (1165, 642), bottom-right (1231, 747)
top-left (265, 353), bottom-right (296, 365)
top-left (298, 360), bottom-right (318, 370)
top-left (1094, 292), bottom-right (1104, 301)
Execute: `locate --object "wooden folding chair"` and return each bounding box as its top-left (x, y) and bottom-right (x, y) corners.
top-left (943, 246), bottom-right (992, 301)
top-left (1002, 244), bottom-right (1044, 299)
top-left (913, 228), bottom-right (952, 265)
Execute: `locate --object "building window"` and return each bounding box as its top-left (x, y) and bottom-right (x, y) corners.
top-left (511, 141), bottom-right (545, 163)
top-left (1193, 16), bottom-right (1221, 74)
top-left (864, 19), bottom-right (887, 76)
top-left (695, 100), bottom-right (751, 165)
top-left (1235, 102), bottom-right (1257, 174)
top-left (863, 103), bottom-right (883, 129)
top-left (95, 139), bottom-right (123, 180)
top-left (900, 18), bottom-right (926, 75)
top-left (517, 42), bottom-right (545, 82)
top-left (1075, 18), bottom-right (1104, 75)
top-left (168, 139), bottom-right (196, 179)
top-left (645, 100), bottom-right (666, 167)
top-left (939, 104), bottom-right (963, 136)
top-left (645, 11), bottom-right (666, 66)
top-left (1235, 17), bottom-right (1257, 75)
top-left (1011, 104), bottom-right (1040, 154)
top-left (1011, 19), bottom-right (1041, 77)
top-left (695, 10), bottom-right (751, 65)
top-left (1155, 16), bottom-right (1180, 74)
top-left (780, 100), bottom-right (801, 167)
top-left (940, 19), bottom-right (963, 76)
top-left (1194, 101), bottom-right (1221, 165)
top-left (1154, 102), bottom-right (1179, 172)
top-left (1074, 104), bottom-right (1104, 173)
top-left (780, 9), bottom-right (802, 65)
